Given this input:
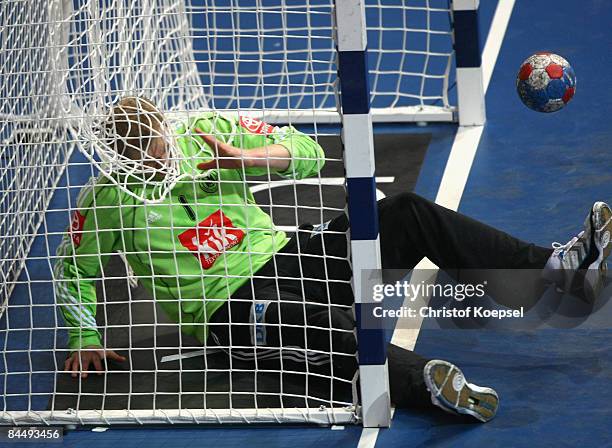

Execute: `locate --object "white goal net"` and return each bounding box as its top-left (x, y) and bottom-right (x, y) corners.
top-left (0, 0), bottom-right (456, 426)
top-left (192, 0), bottom-right (455, 122)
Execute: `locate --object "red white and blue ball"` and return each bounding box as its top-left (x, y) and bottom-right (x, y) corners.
top-left (516, 53), bottom-right (576, 113)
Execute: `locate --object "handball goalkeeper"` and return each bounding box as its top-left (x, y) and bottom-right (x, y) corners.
top-left (55, 96), bottom-right (612, 423)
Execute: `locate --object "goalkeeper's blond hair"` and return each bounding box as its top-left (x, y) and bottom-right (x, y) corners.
top-left (105, 96), bottom-right (166, 157)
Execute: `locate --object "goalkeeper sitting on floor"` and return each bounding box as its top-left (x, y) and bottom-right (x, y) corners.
top-left (56, 96), bottom-right (612, 423)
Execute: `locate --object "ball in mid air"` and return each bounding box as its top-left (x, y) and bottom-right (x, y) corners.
top-left (516, 53), bottom-right (576, 113)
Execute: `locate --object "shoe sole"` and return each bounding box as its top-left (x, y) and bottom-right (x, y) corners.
top-left (423, 360), bottom-right (499, 423)
top-left (584, 202), bottom-right (612, 302)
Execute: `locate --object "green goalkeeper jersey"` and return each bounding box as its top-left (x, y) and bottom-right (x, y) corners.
top-left (55, 112), bottom-right (325, 350)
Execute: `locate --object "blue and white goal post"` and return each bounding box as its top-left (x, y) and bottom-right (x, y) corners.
top-left (334, 0), bottom-right (391, 429)
top-left (334, 0), bottom-right (485, 428)
top-left (453, 0), bottom-right (486, 126)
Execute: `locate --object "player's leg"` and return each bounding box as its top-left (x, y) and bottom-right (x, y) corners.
top-left (377, 192), bottom-right (550, 270)
top-left (301, 198), bottom-right (548, 308)
top-left (378, 192), bottom-right (612, 305)
top-left (264, 299), bottom-right (500, 422)
top-left (209, 233), bottom-right (499, 421)
top-left (210, 295), bottom-right (499, 421)
top-left (295, 223), bottom-right (499, 421)
top-left (388, 344), bottom-right (499, 422)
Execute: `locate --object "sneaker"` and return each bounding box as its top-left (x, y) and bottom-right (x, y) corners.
top-left (583, 202), bottom-right (612, 301)
top-left (543, 231), bottom-right (589, 295)
top-left (423, 360), bottom-right (499, 423)
top-left (543, 202), bottom-right (612, 302)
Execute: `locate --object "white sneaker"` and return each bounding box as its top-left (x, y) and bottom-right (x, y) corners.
top-left (543, 201), bottom-right (612, 302)
top-left (584, 202), bottom-right (612, 301)
top-left (423, 360), bottom-right (499, 423)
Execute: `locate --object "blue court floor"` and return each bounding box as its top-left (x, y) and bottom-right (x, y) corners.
top-left (5, 0), bottom-right (612, 446)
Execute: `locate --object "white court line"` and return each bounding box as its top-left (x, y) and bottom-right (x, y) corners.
top-left (482, 0), bottom-right (517, 92)
top-left (436, 0), bottom-right (516, 211)
top-left (390, 0), bottom-right (517, 360)
top-left (357, 409), bottom-right (395, 448)
top-left (357, 428), bottom-right (381, 448)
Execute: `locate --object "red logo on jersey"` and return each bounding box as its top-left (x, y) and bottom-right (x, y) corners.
top-left (178, 210), bottom-right (245, 269)
top-left (70, 211), bottom-right (86, 247)
top-left (239, 116), bottom-right (277, 135)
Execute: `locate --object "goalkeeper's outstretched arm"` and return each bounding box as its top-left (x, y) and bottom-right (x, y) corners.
top-left (188, 114), bottom-right (325, 179)
top-left (54, 179), bottom-right (126, 377)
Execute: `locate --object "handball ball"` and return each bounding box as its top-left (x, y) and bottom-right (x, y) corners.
top-left (516, 53), bottom-right (576, 113)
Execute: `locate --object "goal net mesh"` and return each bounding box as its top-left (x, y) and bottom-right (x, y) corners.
top-left (0, 0), bottom-right (454, 425)
top-left (193, 0), bottom-right (454, 120)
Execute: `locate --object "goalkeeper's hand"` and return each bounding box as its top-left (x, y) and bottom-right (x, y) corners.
top-left (64, 346), bottom-right (126, 379)
top-left (194, 129), bottom-right (248, 170)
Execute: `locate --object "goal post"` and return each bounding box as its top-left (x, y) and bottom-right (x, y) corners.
top-left (0, 0), bottom-right (484, 427)
top-left (453, 0), bottom-right (486, 126)
top-left (335, 0), bottom-right (390, 428)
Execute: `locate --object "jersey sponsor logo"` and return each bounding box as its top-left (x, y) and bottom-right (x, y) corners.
top-left (178, 210), bottom-right (245, 269)
top-left (239, 116), bottom-right (277, 135)
top-left (70, 210), bottom-right (86, 247)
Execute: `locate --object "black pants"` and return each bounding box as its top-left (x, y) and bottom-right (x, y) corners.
top-left (209, 192), bottom-right (553, 409)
